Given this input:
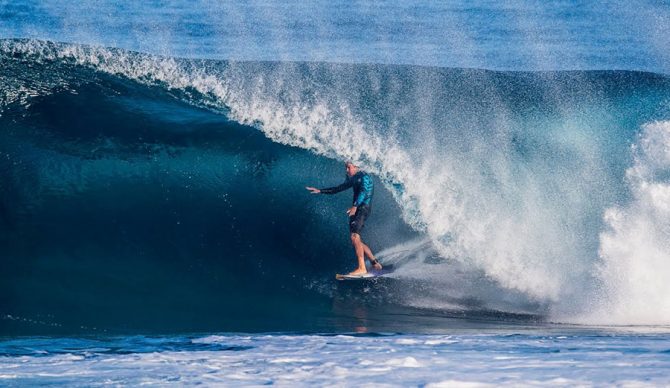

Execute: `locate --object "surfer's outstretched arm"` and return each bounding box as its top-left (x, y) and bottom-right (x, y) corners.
top-left (306, 180), bottom-right (352, 195)
top-left (319, 180), bottom-right (353, 194)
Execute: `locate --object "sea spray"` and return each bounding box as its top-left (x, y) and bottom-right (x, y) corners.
top-left (594, 121), bottom-right (670, 324)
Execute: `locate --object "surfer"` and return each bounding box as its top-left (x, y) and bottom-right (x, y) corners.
top-left (306, 161), bottom-right (382, 275)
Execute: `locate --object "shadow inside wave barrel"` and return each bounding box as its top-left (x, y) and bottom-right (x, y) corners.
top-left (0, 46), bottom-right (419, 334)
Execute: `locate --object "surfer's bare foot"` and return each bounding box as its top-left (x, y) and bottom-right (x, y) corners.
top-left (348, 268), bottom-right (367, 276)
top-left (370, 258), bottom-right (382, 270)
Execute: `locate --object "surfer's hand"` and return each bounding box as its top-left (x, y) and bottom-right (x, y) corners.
top-left (347, 206), bottom-right (357, 216)
top-left (306, 186), bottom-right (320, 194)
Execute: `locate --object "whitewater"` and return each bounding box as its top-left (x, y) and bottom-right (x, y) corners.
top-left (2, 1), bottom-right (670, 386)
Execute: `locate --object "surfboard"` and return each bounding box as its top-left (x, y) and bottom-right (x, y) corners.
top-left (335, 272), bottom-right (377, 280)
top-left (335, 266), bottom-right (393, 280)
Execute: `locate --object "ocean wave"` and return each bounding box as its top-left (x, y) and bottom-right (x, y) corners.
top-left (2, 38), bottom-right (670, 329)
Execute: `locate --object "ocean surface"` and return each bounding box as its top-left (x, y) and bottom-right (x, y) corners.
top-left (2, 1), bottom-right (670, 386)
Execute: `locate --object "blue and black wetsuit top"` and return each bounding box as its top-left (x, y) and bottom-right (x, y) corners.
top-left (320, 171), bottom-right (374, 208)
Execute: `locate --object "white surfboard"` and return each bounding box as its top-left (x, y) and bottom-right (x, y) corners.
top-left (335, 272), bottom-right (377, 280)
top-left (335, 266), bottom-right (393, 280)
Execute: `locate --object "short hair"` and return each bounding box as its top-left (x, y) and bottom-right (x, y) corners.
top-left (345, 161), bottom-right (357, 167)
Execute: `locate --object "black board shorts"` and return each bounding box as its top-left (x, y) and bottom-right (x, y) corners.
top-left (349, 205), bottom-right (371, 234)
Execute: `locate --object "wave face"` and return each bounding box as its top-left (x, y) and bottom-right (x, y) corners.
top-left (2, 39), bottom-right (670, 332)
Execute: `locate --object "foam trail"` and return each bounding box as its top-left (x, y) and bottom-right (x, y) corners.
top-left (588, 121), bottom-right (670, 325)
top-left (375, 239), bottom-right (547, 315)
top-left (375, 238), bottom-right (436, 268)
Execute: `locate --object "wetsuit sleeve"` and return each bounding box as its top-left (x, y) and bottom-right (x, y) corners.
top-left (353, 174), bottom-right (373, 206)
top-left (320, 179), bottom-right (352, 194)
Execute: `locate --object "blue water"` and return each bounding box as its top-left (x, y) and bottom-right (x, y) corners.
top-left (2, 1), bottom-right (670, 385)
top-left (2, 1), bottom-right (669, 72)
top-left (2, 330), bottom-right (670, 386)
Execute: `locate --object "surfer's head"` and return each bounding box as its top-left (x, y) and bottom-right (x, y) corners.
top-left (345, 161), bottom-right (359, 177)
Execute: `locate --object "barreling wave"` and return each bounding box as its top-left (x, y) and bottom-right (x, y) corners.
top-left (2, 39), bottom-right (670, 332)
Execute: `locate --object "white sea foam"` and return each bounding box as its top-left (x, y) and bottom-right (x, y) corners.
top-left (1, 334), bottom-right (669, 386)
top-left (585, 121), bottom-right (670, 325)
top-left (426, 381), bottom-right (495, 388)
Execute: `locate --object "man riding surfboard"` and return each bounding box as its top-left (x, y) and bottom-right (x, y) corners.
top-left (306, 161), bottom-right (382, 276)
